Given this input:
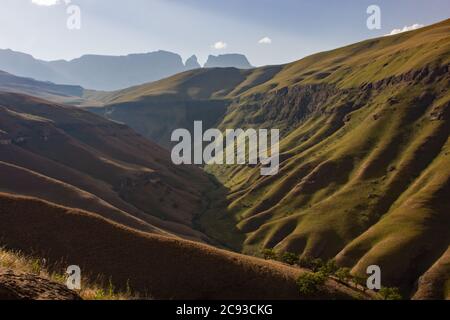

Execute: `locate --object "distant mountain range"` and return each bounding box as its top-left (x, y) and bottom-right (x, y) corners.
top-left (0, 49), bottom-right (253, 91)
top-left (1, 91), bottom-right (351, 300)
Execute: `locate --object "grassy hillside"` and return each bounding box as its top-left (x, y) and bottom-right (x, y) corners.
top-left (0, 248), bottom-right (132, 300)
top-left (2, 18), bottom-right (448, 300)
top-left (0, 92), bottom-right (213, 242)
top-left (0, 192), bottom-right (365, 300)
top-left (204, 19), bottom-right (450, 299)
top-left (94, 19), bottom-right (450, 299)
top-left (0, 92), bottom-right (368, 300)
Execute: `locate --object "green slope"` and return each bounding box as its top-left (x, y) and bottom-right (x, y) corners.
top-left (205, 19), bottom-right (450, 299)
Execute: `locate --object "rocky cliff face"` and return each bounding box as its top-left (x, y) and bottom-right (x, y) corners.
top-left (47, 51), bottom-right (189, 91)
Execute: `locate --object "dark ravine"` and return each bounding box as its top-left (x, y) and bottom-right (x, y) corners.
top-left (88, 98), bottom-right (229, 149)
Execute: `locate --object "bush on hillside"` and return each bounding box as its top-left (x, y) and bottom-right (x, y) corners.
top-left (335, 267), bottom-right (352, 283)
top-left (296, 272), bottom-right (327, 296)
top-left (353, 275), bottom-right (368, 291)
top-left (318, 260), bottom-right (338, 276)
top-left (280, 252), bottom-right (299, 265)
top-left (310, 258), bottom-right (325, 272)
top-left (261, 249), bottom-right (278, 261)
top-left (379, 287), bottom-right (402, 300)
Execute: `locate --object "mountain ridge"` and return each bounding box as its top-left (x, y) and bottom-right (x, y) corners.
top-left (0, 49), bottom-right (253, 91)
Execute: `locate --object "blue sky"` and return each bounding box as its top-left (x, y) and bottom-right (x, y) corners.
top-left (1, 0), bottom-right (449, 66)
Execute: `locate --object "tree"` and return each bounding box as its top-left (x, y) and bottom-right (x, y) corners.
top-left (280, 252), bottom-right (299, 265)
top-left (261, 249), bottom-right (277, 261)
top-left (379, 287), bottom-right (402, 300)
top-left (310, 258), bottom-right (324, 272)
top-left (296, 272), bottom-right (326, 295)
top-left (319, 260), bottom-right (339, 276)
top-left (335, 267), bottom-right (352, 284)
top-left (353, 276), bottom-right (367, 291)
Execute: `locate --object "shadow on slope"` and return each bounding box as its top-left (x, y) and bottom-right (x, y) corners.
top-left (0, 193), bottom-right (361, 300)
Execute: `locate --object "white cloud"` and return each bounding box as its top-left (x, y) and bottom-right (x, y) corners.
top-left (258, 37), bottom-right (272, 44)
top-left (31, 0), bottom-right (61, 6)
top-left (387, 23), bottom-right (424, 36)
top-left (212, 41), bottom-right (227, 50)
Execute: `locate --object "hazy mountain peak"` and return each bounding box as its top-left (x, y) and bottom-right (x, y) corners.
top-left (185, 55), bottom-right (201, 70)
top-left (204, 54), bottom-right (253, 69)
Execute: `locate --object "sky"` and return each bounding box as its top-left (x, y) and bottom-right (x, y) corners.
top-left (1, 0), bottom-right (449, 66)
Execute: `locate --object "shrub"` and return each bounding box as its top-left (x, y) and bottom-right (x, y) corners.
top-left (379, 287), bottom-right (402, 300)
top-left (296, 272), bottom-right (327, 295)
top-left (261, 249), bottom-right (277, 261)
top-left (335, 267), bottom-right (352, 283)
top-left (280, 252), bottom-right (299, 265)
top-left (310, 258), bottom-right (324, 272)
top-left (319, 260), bottom-right (339, 276)
top-left (353, 276), bottom-right (368, 291)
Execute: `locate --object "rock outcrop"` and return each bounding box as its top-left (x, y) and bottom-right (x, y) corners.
top-left (0, 269), bottom-right (81, 300)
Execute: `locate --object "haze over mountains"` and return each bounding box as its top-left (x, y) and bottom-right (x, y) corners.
top-left (0, 70), bottom-right (83, 102)
top-left (0, 49), bottom-right (253, 91)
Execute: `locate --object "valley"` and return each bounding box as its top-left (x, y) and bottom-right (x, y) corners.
top-left (0, 18), bottom-right (449, 300)
top-left (78, 19), bottom-right (450, 299)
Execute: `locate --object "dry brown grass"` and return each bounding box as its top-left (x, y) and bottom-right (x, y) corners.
top-left (0, 192), bottom-right (366, 300)
top-left (0, 247), bottom-right (139, 300)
